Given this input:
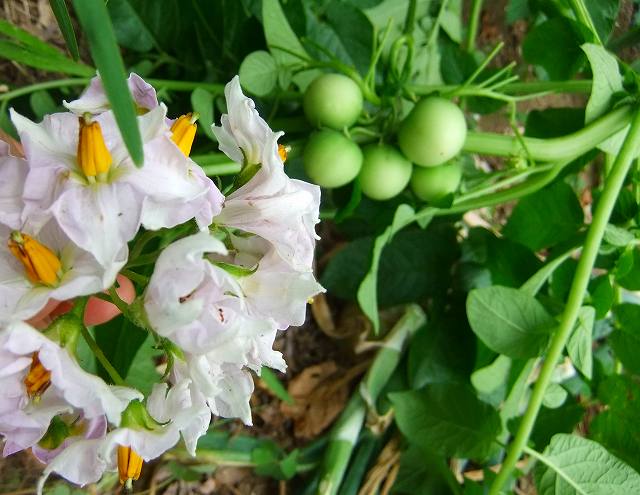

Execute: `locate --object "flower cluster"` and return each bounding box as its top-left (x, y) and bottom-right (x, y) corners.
top-left (0, 74), bottom-right (322, 491)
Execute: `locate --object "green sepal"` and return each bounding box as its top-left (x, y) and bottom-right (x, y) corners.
top-left (230, 163), bottom-right (261, 193)
top-left (212, 260), bottom-right (259, 278)
top-left (120, 400), bottom-right (164, 431)
top-left (43, 313), bottom-right (82, 352)
top-left (38, 416), bottom-right (72, 451)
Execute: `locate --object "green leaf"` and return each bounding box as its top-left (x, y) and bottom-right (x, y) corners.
top-left (0, 40), bottom-right (93, 76)
top-left (323, 1), bottom-right (374, 75)
top-left (393, 444), bottom-right (456, 495)
top-left (520, 249), bottom-right (574, 296)
top-left (503, 181), bottom-right (584, 252)
top-left (522, 18), bottom-right (584, 80)
top-left (467, 286), bottom-right (556, 358)
top-left (49, 0), bottom-right (81, 60)
top-left (542, 383), bottom-right (568, 409)
top-left (30, 91), bottom-right (58, 121)
top-left (390, 384), bottom-right (501, 460)
top-left (124, 335), bottom-right (162, 395)
top-left (262, 0), bottom-right (318, 89)
top-left (611, 304), bottom-right (640, 374)
top-left (614, 247), bottom-right (640, 289)
top-left (534, 434), bottom-right (640, 494)
top-left (567, 306), bottom-right (594, 379)
top-left (107, 0), bottom-right (156, 53)
top-left (409, 310), bottom-right (476, 389)
top-left (190, 88), bottom-right (215, 141)
top-left (356, 204), bottom-right (415, 332)
top-left (72, 0), bottom-right (144, 165)
top-left (0, 18), bottom-right (69, 57)
top-left (471, 355), bottom-right (512, 407)
top-left (508, 403), bottom-right (585, 450)
top-left (239, 50), bottom-right (279, 96)
top-left (582, 44), bottom-right (623, 124)
top-left (260, 367), bottom-right (294, 405)
top-left (252, 445), bottom-right (299, 480)
top-left (94, 315), bottom-right (148, 384)
top-left (603, 224), bottom-right (635, 247)
top-left (591, 376), bottom-right (640, 472)
top-left (584, 0), bottom-right (621, 43)
top-left (322, 223), bottom-right (458, 307)
top-left (588, 275), bottom-right (613, 319)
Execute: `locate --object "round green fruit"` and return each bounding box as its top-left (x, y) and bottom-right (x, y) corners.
top-left (303, 129), bottom-right (363, 188)
top-left (358, 144), bottom-right (412, 200)
top-left (303, 74), bottom-right (363, 130)
top-left (398, 96), bottom-right (467, 167)
top-left (410, 161), bottom-right (462, 202)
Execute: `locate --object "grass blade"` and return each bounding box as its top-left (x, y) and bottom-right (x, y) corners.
top-left (72, 0), bottom-right (143, 166)
top-left (49, 0), bottom-right (81, 60)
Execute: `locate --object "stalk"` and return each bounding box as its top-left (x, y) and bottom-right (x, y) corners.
top-left (462, 105), bottom-right (632, 161)
top-left (80, 325), bottom-right (125, 386)
top-left (489, 107), bottom-right (640, 494)
top-left (466, 0), bottom-right (484, 52)
top-left (316, 305), bottom-right (426, 495)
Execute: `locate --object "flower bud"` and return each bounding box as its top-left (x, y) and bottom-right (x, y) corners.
top-left (170, 113), bottom-right (199, 157)
top-left (8, 231), bottom-right (61, 286)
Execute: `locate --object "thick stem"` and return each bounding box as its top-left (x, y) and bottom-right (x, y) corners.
top-left (463, 105), bottom-right (632, 161)
top-left (490, 107), bottom-right (640, 494)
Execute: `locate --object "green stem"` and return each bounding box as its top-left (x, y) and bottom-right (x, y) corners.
top-left (199, 162), bottom-right (242, 176)
top-left (316, 305), bottom-right (426, 495)
top-left (568, 0), bottom-right (602, 45)
top-left (466, 0), bottom-right (484, 52)
top-left (403, 0), bottom-right (417, 35)
top-left (408, 79), bottom-right (592, 96)
top-left (79, 325), bottom-right (125, 386)
top-left (462, 105), bottom-right (632, 161)
top-left (490, 107), bottom-right (640, 494)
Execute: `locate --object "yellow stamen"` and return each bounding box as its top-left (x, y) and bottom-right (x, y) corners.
top-left (8, 231), bottom-right (61, 286)
top-left (278, 144), bottom-right (289, 163)
top-left (24, 353), bottom-right (52, 399)
top-left (118, 445), bottom-right (143, 485)
top-left (77, 116), bottom-right (112, 180)
top-left (170, 113), bottom-right (198, 157)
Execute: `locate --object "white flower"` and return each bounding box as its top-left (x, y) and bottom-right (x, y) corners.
top-left (10, 101), bottom-right (223, 269)
top-left (144, 231), bottom-right (270, 354)
top-left (0, 141), bottom-right (27, 230)
top-left (0, 213), bottom-right (121, 324)
top-left (227, 234), bottom-right (324, 330)
top-left (0, 321), bottom-right (140, 457)
top-left (37, 379), bottom-right (209, 492)
top-left (64, 73), bottom-right (159, 115)
top-left (212, 77), bottom-right (321, 270)
top-left (212, 75), bottom-right (273, 165)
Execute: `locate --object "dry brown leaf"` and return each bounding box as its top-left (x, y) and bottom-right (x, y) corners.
top-left (0, 129), bottom-right (24, 157)
top-left (310, 292), bottom-right (336, 336)
top-left (280, 361), bottom-right (349, 439)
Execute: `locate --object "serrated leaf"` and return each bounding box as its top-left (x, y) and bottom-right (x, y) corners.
top-left (72, 0), bottom-right (144, 165)
top-left (190, 88), bottom-right (215, 140)
top-left (534, 434), bottom-right (640, 494)
top-left (467, 286), bottom-right (556, 359)
top-left (390, 384), bottom-right (501, 460)
top-left (239, 50), bottom-right (278, 96)
top-left (567, 306), bottom-right (594, 379)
